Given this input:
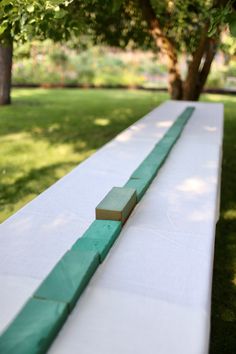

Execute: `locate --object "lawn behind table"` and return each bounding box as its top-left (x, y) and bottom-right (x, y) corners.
top-left (0, 89), bottom-right (235, 353)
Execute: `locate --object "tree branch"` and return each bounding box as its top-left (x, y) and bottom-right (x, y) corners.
top-left (183, 25), bottom-right (210, 99)
top-left (198, 38), bottom-right (218, 91)
top-left (139, 0), bottom-right (178, 61)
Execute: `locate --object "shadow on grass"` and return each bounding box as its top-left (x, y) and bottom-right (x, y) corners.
top-left (0, 89), bottom-right (165, 154)
top-left (0, 161), bottom-right (75, 218)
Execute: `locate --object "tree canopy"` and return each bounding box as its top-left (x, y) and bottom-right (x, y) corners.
top-left (1, 0), bottom-right (235, 45)
top-left (0, 0), bottom-right (236, 104)
top-left (68, 0), bottom-right (234, 50)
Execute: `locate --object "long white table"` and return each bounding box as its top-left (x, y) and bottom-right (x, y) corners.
top-left (0, 100), bottom-right (223, 354)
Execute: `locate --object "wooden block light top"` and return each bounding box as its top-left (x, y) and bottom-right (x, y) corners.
top-left (96, 187), bottom-right (137, 224)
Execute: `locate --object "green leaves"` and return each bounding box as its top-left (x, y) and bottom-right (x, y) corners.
top-left (112, 0), bottom-right (124, 13)
top-left (208, 1), bottom-right (236, 38)
top-left (228, 12), bottom-right (236, 37)
top-left (0, 21), bottom-right (8, 36)
top-left (26, 5), bottom-right (35, 13)
top-left (54, 8), bottom-right (67, 19)
top-left (0, 0), bottom-right (76, 42)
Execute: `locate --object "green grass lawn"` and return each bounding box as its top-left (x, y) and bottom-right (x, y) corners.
top-left (0, 88), bottom-right (235, 352)
top-left (0, 89), bottom-right (166, 221)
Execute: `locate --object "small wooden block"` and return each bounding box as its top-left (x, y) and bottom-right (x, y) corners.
top-left (159, 134), bottom-right (178, 148)
top-left (72, 220), bottom-right (122, 262)
top-left (125, 178), bottom-right (150, 201)
top-left (131, 162), bottom-right (158, 182)
top-left (163, 106), bottom-right (195, 138)
top-left (83, 220), bottom-right (122, 241)
top-left (144, 147), bottom-right (167, 168)
top-left (180, 106), bottom-right (195, 119)
top-left (152, 143), bottom-right (170, 155)
top-left (34, 249), bottom-right (99, 311)
top-left (0, 297), bottom-right (67, 354)
top-left (96, 187), bottom-right (137, 224)
top-left (72, 238), bottom-right (103, 261)
top-left (170, 106), bottom-right (195, 128)
top-left (72, 238), bottom-right (109, 263)
top-left (165, 124), bottom-right (185, 141)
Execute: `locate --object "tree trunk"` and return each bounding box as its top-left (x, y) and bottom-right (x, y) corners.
top-left (183, 37), bottom-right (218, 101)
top-left (139, 0), bottom-right (183, 100)
top-left (169, 65), bottom-right (183, 100)
top-left (0, 40), bottom-right (13, 105)
top-left (138, 0), bottom-right (224, 101)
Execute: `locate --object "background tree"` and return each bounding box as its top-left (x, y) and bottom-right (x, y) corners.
top-left (68, 0), bottom-right (235, 100)
top-left (0, 0), bottom-right (77, 105)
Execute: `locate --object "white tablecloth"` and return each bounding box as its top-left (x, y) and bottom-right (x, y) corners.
top-left (0, 100), bottom-right (223, 354)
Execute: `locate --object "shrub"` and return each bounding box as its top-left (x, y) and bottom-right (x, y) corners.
top-left (12, 40), bottom-right (168, 88)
